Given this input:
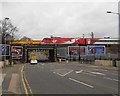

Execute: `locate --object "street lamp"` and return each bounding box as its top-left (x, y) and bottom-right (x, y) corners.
top-left (107, 11), bottom-right (119, 15)
top-left (107, 11), bottom-right (120, 55)
top-left (107, 11), bottom-right (120, 39)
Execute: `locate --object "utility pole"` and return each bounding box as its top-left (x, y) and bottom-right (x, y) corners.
top-left (91, 32), bottom-right (94, 38)
top-left (3, 18), bottom-right (10, 67)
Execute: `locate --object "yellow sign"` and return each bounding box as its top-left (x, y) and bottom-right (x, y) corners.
top-left (9, 40), bottom-right (41, 45)
top-left (31, 56), bottom-right (37, 60)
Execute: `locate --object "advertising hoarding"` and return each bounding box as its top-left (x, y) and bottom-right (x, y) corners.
top-left (68, 46), bottom-right (86, 56)
top-left (87, 46), bottom-right (105, 55)
top-left (28, 49), bottom-right (49, 61)
top-left (0, 44), bottom-right (10, 56)
top-left (11, 46), bottom-right (23, 59)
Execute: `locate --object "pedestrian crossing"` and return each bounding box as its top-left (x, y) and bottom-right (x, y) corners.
top-left (8, 73), bottom-right (18, 94)
top-left (0, 73), bottom-right (6, 95)
top-left (1, 73), bottom-right (19, 94)
top-left (0, 74), bottom-right (6, 86)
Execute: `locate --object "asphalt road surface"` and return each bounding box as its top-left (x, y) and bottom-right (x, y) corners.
top-left (24, 62), bottom-right (119, 95)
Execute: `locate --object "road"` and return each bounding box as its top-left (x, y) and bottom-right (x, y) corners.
top-left (23, 62), bottom-right (119, 95)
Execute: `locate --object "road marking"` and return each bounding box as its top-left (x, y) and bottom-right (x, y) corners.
top-left (75, 70), bottom-right (83, 74)
top-left (23, 72), bottom-right (33, 94)
top-left (82, 72), bottom-right (96, 76)
top-left (104, 77), bottom-right (119, 82)
top-left (8, 73), bottom-right (18, 94)
top-left (93, 69), bottom-right (108, 71)
top-left (0, 74), bottom-right (6, 87)
top-left (69, 78), bottom-right (94, 88)
top-left (53, 70), bottom-right (73, 77)
top-left (21, 65), bottom-right (33, 95)
top-left (63, 70), bottom-right (73, 76)
top-left (87, 71), bottom-right (105, 76)
top-left (21, 65), bottom-right (28, 94)
top-left (53, 72), bottom-right (64, 76)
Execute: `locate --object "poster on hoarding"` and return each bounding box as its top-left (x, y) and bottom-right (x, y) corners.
top-left (68, 46), bottom-right (86, 56)
top-left (28, 49), bottom-right (49, 61)
top-left (0, 44), bottom-right (10, 56)
top-left (12, 46), bottom-right (23, 59)
top-left (87, 46), bottom-right (105, 55)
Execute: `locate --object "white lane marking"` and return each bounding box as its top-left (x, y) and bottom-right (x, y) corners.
top-left (82, 72), bottom-right (96, 76)
top-left (75, 70), bottom-right (83, 74)
top-left (8, 73), bottom-right (18, 93)
top-left (87, 71), bottom-right (105, 76)
top-left (53, 70), bottom-right (73, 77)
top-left (104, 77), bottom-right (119, 82)
top-left (69, 78), bottom-right (94, 88)
top-left (93, 69), bottom-right (108, 71)
top-left (0, 74), bottom-right (6, 86)
top-left (53, 72), bottom-right (64, 77)
top-left (63, 70), bottom-right (73, 76)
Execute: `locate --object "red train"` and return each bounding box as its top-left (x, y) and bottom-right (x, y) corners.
top-left (41, 37), bottom-right (119, 45)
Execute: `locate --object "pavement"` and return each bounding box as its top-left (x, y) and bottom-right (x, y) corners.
top-left (1, 64), bottom-right (24, 95)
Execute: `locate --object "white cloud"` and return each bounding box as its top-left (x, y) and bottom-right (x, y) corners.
top-left (2, 2), bottom-right (118, 39)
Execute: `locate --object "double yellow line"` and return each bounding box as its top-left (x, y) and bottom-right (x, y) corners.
top-left (21, 65), bottom-right (33, 95)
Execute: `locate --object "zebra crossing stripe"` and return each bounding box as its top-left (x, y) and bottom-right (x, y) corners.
top-left (8, 73), bottom-right (18, 94)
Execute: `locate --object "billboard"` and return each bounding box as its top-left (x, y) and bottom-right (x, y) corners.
top-left (87, 46), bottom-right (105, 55)
top-left (28, 49), bottom-right (49, 61)
top-left (68, 46), bottom-right (86, 56)
top-left (0, 44), bottom-right (10, 56)
top-left (11, 46), bottom-right (23, 59)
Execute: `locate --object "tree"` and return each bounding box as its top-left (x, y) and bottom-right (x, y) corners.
top-left (0, 18), bottom-right (18, 44)
top-left (20, 36), bottom-right (32, 40)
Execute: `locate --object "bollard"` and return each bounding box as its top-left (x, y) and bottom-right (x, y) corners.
top-left (66, 60), bottom-right (68, 63)
top-left (6, 60), bottom-right (9, 66)
top-left (112, 59), bottom-right (116, 67)
top-left (59, 59), bottom-right (61, 63)
top-left (11, 61), bottom-right (14, 66)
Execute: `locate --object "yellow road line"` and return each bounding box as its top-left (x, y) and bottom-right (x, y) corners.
top-left (23, 72), bottom-right (33, 94)
top-left (21, 64), bottom-right (33, 95)
top-left (21, 65), bottom-right (28, 95)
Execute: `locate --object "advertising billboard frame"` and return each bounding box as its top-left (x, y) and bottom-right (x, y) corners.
top-left (0, 44), bottom-right (10, 56)
top-left (87, 45), bottom-right (106, 56)
top-left (68, 46), bottom-right (86, 56)
top-left (11, 46), bottom-right (23, 59)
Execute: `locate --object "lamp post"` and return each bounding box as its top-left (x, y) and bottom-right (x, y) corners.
top-left (78, 39), bottom-right (81, 63)
top-left (3, 18), bottom-right (10, 67)
top-left (107, 11), bottom-right (120, 58)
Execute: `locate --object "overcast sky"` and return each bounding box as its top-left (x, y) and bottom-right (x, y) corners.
top-left (2, 1), bottom-right (119, 40)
